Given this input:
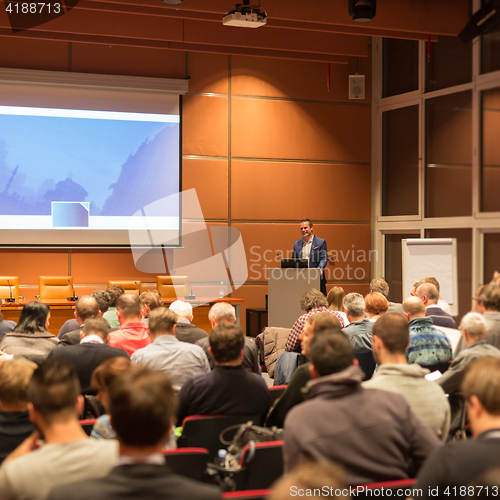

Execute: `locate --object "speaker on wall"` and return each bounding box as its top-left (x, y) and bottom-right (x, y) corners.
top-left (349, 75), bottom-right (365, 100)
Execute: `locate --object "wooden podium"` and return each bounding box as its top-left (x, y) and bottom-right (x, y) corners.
top-left (267, 268), bottom-right (321, 328)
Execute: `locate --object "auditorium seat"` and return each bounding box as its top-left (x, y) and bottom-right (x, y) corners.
top-left (162, 447), bottom-right (210, 481)
top-left (235, 441), bottom-right (284, 491)
top-left (268, 386), bottom-right (287, 407)
top-left (355, 478), bottom-right (417, 499)
top-left (79, 418), bottom-right (97, 436)
top-left (156, 275), bottom-right (190, 299)
top-left (178, 415), bottom-right (261, 459)
top-left (0, 276), bottom-right (20, 302)
top-left (107, 280), bottom-right (142, 295)
top-left (222, 490), bottom-right (272, 500)
top-left (38, 276), bottom-right (74, 300)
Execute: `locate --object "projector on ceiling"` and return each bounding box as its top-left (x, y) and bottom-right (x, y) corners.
top-left (223, 4), bottom-right (267, 28)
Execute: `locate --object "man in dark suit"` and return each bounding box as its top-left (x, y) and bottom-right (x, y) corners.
top-left (58, 295), bottom-right (100, 347)
top-left (47, 317), bottom-right (129, 394)
top-left (416, 283), bottom-right (456, 329)
top-left (47, 366), bottom-right (221, 500)
top-left (292, 218), bottom-right (328, 295)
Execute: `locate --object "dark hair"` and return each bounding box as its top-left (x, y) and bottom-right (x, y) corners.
top-left (106, 285), bottom-right (126, 307)
top-left (26, 361), bottom-right (80, 422)
top-left (209, 324), bottom-right (245, 363)
top-left (91, 290), bottom-right (112, 314)
top-left (109, 366), bottom-right (176, 447)
top-left (148, 307), bottom-right (177, 335)
top-left (116, 294), bottom-right (142, 319)
top-left (91, 357), bottom-right (132, 393)
top-left (75, 296), bottom-right (99, 322)
top-left (372, 313), bottom-right (409, 354)
top-left (82, 317), bottom-right (110, 341)
top-left (14, 301), bottom-right (50, 334)
top-left (301, 218), bottom-right (313, 227)
top-left (310, 331), bottom-right (354, 377)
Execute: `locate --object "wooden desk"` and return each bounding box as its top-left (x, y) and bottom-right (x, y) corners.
top-left (1, 297), bottom-right (244, 335)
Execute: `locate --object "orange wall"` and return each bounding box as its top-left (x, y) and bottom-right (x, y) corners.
top-left (0, 40), bottom-right (372, 331)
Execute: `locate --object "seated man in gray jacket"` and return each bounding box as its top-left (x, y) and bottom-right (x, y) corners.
top-left (284, 330), bottom-right (440, 484)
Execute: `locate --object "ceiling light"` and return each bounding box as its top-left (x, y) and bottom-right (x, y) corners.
top-left (348, 0), bottom-right (376, 23)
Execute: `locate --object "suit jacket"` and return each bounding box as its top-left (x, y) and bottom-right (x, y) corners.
top-left (46, 462), bottom-right (222, 500)
top-left (47, 342), bottom-right (129, 394)
top-left (292, 235), bottom-right (327, 273)
top-left (175, 322), bottom-right (208, 344)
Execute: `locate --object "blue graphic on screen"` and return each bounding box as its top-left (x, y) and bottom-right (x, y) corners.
top-left (0, 107), bottom-right (180, 226)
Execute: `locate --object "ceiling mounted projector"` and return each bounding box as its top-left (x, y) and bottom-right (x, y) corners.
top-left (348, 0), bottom-right (376, 23)
top-left (223, 1), bottom-right (267, 28)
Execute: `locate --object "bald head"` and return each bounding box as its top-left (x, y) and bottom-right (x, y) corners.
top-left (416, 283), bottom-right (439, 306)
top-left (75, 295), bottom-right (99, 325)
top-left (402, 296), bottom-right (426, 320)
top-left (116, 294), bottom-right (142, 323)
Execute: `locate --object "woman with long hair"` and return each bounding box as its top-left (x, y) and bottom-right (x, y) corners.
top-left (0, 302), bottom-right (57, 362)
top-left (327, 286), bottom-right (349, 326)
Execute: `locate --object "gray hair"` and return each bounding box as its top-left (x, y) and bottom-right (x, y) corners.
top-left (208, 302), bottom-right (236, 324)
top-left (343, 293), bottom-right (365, 317)
top-left (460, 312), bottom-right (487, 339)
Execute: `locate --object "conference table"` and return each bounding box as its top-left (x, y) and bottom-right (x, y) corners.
top-left (1, 297), bottom-right (244, 335)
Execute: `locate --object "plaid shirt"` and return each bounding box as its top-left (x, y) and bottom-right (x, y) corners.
top-left (285, 307), bottom-right (345, 353)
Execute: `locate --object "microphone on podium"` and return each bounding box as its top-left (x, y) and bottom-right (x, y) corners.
top-left (5, 279), bottom-right (15, 303)
top-left (67, 279), bottom-right (79, 302)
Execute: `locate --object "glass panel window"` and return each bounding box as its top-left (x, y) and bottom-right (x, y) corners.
top-left (484, 233), bottom-right (500, 284)
top-left (425, 91), bottom-right (472, 217)
top-left (382, 39), bottom-right (419, 98)
top-left (482, 29), bottom-right (500, 74)
top-left (385, 233), bottom-right (419, 303)
top-left (426, 36), bottom-right (472, 92)
top-left (382, 105), bottom-right (419, 216)
top-left (481, 87), bottom-right (500, 212)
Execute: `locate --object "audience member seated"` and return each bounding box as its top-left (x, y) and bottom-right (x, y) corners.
top-left (456, 284), bottom-right (500, 355)
top-left (90, 357), bottom-right (132, 440)
top-left (178, 324), bottom-right (270, 425)
top-left (269, 461), bottom-right (348, 500)
top-left (437, 312), bottom-right (500, 396)
top-left (416, 283), bottom-right (456, 329)
top-left (169, 300), bottom-right (208, 344)
top-left (342, 292), bottom-right (375, 378)
top-left (0, 302), bottom-right (58, 363)
top-left (195, 302), bottom-right (260, 374)
top-left (0, 361), bottom-right (118, 500)
top-left (107, 294), bottom-right (150, 356)
top-left (0, 304), bottom-right (16, 343)
top-left (58, 289), bottom-right (112, 338)
top-left (283, 330), bottom-right (440, 483)
top-left (410, 281), bottom-right (421, 297)
top-left (327, 286), bottom-right (349, 326)
top-left (102, 285), bottom-right (125, 330)
top-left (364, 291), bottom-right (389, 322)
top-left (285, 289), bottom-right (344, 353)
top-left (139, 290), bottom-right (163, 325)
top-left (131, 308), bottom-right (209, 391)
top-left (47, 366), bottom-right (221, 500)
top-left (58, 296), bottom-right (100, 347)
top-left (402, 296), bottom-right (452, 369)
top-left (364, 313), bottom-right (450, 441)
top-left (47, 318), bottom-right (129, 395)
top-left (417, 357), bottom-right (500, 498)
top-left (0, 359), bottom-right (36, 465)
top-left (266, 312), bottom-right (341, 428)
top-left (420, 277), bottom-right (451, 314)
top-left (369, 278), bottom-right (404, 316)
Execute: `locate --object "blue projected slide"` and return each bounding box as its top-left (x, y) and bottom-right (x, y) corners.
top-left (0, 105), bottom-right (181, 245)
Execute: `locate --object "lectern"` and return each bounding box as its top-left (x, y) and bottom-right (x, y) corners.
top-left (268, 268), bottom-right (321, 328)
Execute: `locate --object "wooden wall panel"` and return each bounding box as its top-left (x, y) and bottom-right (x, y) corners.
top-left (231, 99), bottom-right (371, 162)
top-left (231, 55), bottom-right (371, 102)
top-left (0, 249), bottom-right (68, 283)
top-left (235, 222), bottom-right (371, 284)
top-left (182, 95), bottom-right (228, 157)
top-left (183, 158), bottom-right (228, 220)
top-left (0, 38), bottom-right (68, 71)
top-left (72, 44), bottom-right (187, 78)
top-left (188, 52), bottom-right (229, 94)
top-left (231, 161), bottom-right (370, 222)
